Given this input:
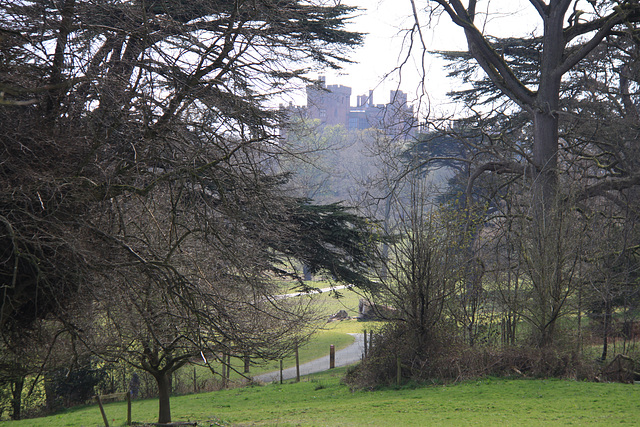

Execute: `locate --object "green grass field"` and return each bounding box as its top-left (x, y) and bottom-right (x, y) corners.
top-left (4, 368), bottom-right (639, 426)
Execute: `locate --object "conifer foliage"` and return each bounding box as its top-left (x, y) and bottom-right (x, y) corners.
top-left (0, 1), bottom-right (369, 422)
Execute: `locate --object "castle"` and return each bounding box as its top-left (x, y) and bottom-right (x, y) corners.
top-left (282, 77), bottom-right (416, 138)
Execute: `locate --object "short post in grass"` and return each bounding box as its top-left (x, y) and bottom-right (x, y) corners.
top-left (280, 359), bottom-right (283, 384)
top-left (363, 330), bottom-right (368, 358)
top-left (126, 391), bottom-right (132, 426)
top-left (295, 343), bottom-right (300, 382)
top-left (329, 344), bottom-right (335, 369)
top-left (221, 354), bottom-right (226, 388)
top-left (95, 395), bottom-right (109, 427)
top-left (193, 366), bottom-right (197, 393)
top-left (222, 352), bottom-right (230, 389)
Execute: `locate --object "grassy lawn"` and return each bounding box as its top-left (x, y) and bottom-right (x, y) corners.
top-left (5, 368), bottom-right (639, 426)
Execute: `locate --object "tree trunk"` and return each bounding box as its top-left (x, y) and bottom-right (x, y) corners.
top-left (529, 108), bottom-right (561, 348)
top-left (460, 0), bottom-right (566, 348)
top-left (529, 7), bottom-right (564, 343)
top-left (532, 110), bottom-right (559, 205)
top-left (154, 372), bottom-right (172, 424)
top-left (539, 321), bottom-right (557, 348)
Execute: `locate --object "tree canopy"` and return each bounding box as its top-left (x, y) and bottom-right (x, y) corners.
top-left (0, 0), bottom-right (375, 422)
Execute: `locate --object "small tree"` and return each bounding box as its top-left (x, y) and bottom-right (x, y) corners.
top-left (353, 176), bottom-right (467, 385)
top-left (77, 165), bottom-right (378, 423)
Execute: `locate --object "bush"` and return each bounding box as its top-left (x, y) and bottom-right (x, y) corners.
top-left (345, 323), bottom-right (598, 390)
top-left (345, 322), bottom-right (461, 389)
top-left (44, 359), bottom-right (106, 411)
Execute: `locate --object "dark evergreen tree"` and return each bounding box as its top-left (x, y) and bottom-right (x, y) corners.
top-left (0, 1), bottom-right (372, 422)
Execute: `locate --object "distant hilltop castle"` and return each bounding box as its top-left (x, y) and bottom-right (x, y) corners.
top-left (281, 77), bottom-right (417, 138)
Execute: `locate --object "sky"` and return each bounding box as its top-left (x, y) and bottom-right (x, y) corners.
top-left (281, 0), bottom-right (462, 113)
top-left (294, 0), bottom-right (541, 119)
top-left (332, 0), bottom-right (466, 113)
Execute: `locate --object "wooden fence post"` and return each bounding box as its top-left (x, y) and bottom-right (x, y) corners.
top-left (95, 395), bottom-right (109, 427)
top-left (193, 366), bottom-right (197, 394)
top-left (363, 330), bottom-right (368, 358)
top-left (295, 343), bottom-right (300, 382)
top-left (279, 359), bottom-right (283, 384)
top-left (329, 344), bottom-right (335, 369)
top-left (126, 391), bottom-right (132, 426)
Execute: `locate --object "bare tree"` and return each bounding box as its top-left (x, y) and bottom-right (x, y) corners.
top-left (358, 173), bottom-right (466, 354)
top-left (406, 0), bottom-right (640, 346)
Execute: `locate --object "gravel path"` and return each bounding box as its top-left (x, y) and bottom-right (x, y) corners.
top-left (253, 333), bottom-right (364, 383)
top-left (273, 285), bottom-right (352, 300)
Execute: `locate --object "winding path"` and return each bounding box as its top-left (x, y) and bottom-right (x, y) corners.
top-left (273, 285), bottom-right (352, 300)
top-left (253, 333), bottom-right (364, 383)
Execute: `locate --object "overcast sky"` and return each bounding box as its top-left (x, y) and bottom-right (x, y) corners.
top-left (334, 0), bottom-right (465, 111)
top-left (297, 0), bottom-right (541, 118)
